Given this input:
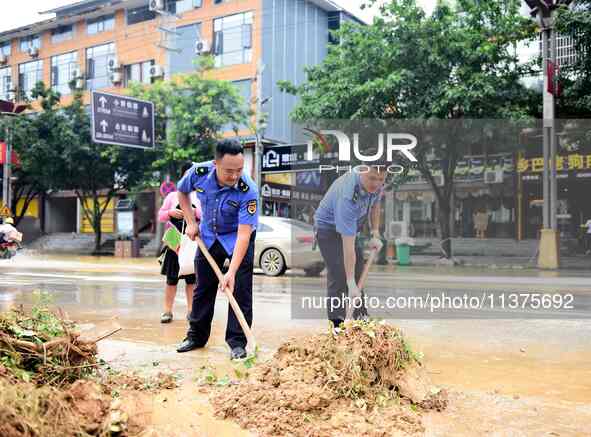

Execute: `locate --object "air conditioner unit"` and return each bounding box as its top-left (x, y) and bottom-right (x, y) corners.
top-left (71, 68), bottom-right (81, 79)
top-left (387, 221), bottom-right (409, 240)
top-left (484, 169), bottom-right (503, 184)
top-left (28, 46), bottom-right (39, 57)
top-left (149, 0), bottom-right (165, 12)
top-left (432, 174), bottom-right (444, 187)
top-left (148, 64), bottom-right (164, 78)
top-left (110, 72), bottom-right (122, 84)
top-left (108, 59), bottom-right (120, 70)
top-left (195, 39), bottom-right (211, 55)
top-left (0, 54), bottom-right (7, 64)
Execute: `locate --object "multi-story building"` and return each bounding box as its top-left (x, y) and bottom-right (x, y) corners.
top-left (0, 0), bottom-right (362, 246)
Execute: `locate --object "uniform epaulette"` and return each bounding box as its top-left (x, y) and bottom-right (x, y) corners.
top-left (352, 185), bottom-right (359, 202)
top-left (195, 166), bottom-right (209, 176)
top-left (238, 178), bottom-right (249, 193)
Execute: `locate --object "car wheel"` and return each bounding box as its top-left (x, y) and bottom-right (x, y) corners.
top-left (260, 248), bottom-right (286, 276)
top-left (304, 264), bottom-right (323, 277)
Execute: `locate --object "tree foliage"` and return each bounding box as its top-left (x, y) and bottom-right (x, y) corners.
top-left (4, 83), bottom-right (153, 252)
top-left (556, 0), bottom-right (591, 116)
top-left (129, 57), bottom-right (252, 180)
top-left (281, 0), bottom-right (537, 256)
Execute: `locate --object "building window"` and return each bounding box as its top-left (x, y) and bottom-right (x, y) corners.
top-left (170, 23), bottom-right (202, 73)
top-left (51, 25), bottom-right (74, 44)
top-left (18, 60), bottom-right (43, 100)
top-left (175, 0), bottom-right (202, 13)
top-left (87, 15), bottom-right (115, 35)
top-left (0, 67), bottom-right (12, 100)
top-left (0, 41), bottom-right (11, 56)
top-left (125, 60), bottom-right (154, 85)
top-left (166, 0), bottom-right (202, 14)
top-left (86, 43), bottom-right (116, 90)
top-left (51, 52), bottom-right (79, 95)
top-left (19, 35), bottom-right (41, 52)
top-left (213, 11), bottom-right (253, 67)
top-left (127, 5), bottom-right (156, 25)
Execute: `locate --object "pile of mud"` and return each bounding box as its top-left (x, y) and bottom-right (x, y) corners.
top-left (212, 320), bottom-right (447, 436)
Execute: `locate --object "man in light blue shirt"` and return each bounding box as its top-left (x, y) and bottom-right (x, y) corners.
top-left (315, 167), bottom-right (386, 328)
top-left (176, 140), bottom-right (258, 360)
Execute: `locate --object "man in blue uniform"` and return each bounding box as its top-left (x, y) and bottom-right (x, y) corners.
top-left (175, 140), bottom-right (258, 360)
top-left (315, 166), bottom-right (386, 329)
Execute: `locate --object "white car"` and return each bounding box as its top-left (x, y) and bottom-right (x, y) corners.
top-left (255, 216), bottom-right (324, 276)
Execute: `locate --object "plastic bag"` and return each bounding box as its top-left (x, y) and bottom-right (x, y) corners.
top-left (178, 234), bottom-right (198, 276)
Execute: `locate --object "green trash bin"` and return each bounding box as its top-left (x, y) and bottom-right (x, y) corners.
top-left (396, 244), bottom-right (411, 266)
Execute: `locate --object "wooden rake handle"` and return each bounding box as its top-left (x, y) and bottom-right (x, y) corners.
top-left (195, 237), bottom-right (257, 349)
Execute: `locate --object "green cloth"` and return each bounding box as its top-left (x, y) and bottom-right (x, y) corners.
top-left (162, 226), bottom-right (182, 252)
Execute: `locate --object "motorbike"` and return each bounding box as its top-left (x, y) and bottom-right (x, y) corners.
top-left (0, 220), bottom-right (23, 260)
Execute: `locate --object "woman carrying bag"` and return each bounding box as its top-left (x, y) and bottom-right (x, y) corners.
top-left (158, 163), bottom-right (202, 323)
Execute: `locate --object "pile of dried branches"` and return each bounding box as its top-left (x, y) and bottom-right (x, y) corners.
top-left (0, 305), bottom-right (101, 386)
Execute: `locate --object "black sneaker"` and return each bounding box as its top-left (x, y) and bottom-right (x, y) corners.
top-left (230, 346), bottom-right (247, 360)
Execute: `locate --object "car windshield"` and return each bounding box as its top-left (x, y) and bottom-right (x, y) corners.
top-left (277, 218), bottom-right (312, 231)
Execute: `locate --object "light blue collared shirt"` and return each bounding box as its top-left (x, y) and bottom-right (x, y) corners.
top-left (314, 172), bottom-right (381, 236)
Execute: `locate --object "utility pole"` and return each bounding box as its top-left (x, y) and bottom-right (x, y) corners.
top-left (525, 0), bottom-right (570, 269)
top-left (254, 61), bottom-right (266, 202)
top-left (153, 3), bottom-right (181, 253)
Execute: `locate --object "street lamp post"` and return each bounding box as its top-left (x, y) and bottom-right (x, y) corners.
top-left (525, 0), bottom-right (571, 269)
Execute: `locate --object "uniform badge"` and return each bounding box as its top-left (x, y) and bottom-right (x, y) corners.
top-left (195, 166), bottom-right (209, 176)
top-left (238, 178), bottom-right (250, 192)
top-left (247, 200), bottom-right (257, 215)
top-left (195, 187), bottom-right (204, 193)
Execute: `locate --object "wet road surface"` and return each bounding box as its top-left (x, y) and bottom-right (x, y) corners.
top-left (1, 254), bottom-right (591, 435)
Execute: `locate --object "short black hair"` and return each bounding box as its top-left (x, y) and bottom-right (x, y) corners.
top-left (180, 161), bottom-right (194, 175)
top-left (215, 139), bottom-right (244, 159)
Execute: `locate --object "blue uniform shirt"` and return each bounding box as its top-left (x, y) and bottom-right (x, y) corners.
top-left (314, 172), bottom-right (382, 236)
top-left (177, 160), bottom-right (259, 255)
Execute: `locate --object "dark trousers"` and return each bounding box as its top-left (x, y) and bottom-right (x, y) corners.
top-left (187, 235), bottom-right (255, 349)
top-left (316, 228), bottom-right (366, 327)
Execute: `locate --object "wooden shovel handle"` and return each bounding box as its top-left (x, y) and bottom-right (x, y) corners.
top-left (195, 237), bottom-right (257, 349)
top-left (346, 248), bottom-right (378, 320)
top-left (358, 248), bottom-right (378, 291)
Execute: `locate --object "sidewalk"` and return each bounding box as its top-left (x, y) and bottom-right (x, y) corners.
top-left (404, 254), bottom-right (591, 272)
top-left (3, 251), bottom-right (591, 279)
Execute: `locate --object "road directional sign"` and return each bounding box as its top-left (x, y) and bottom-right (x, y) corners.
top-left (91, 91), bottom-right (155, 149)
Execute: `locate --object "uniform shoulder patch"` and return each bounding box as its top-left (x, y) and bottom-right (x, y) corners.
top-left (195, 166), bottom-right (209, 176)
top-left (247, 200), bottom-right (257, 215)
top-left (238, 178), bottom-right (250, 193)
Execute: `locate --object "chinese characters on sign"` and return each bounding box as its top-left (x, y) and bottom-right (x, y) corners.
top-left (517, 154), bottom-right (591, 173)
top-left (91, 91), bottom-right (155, 149)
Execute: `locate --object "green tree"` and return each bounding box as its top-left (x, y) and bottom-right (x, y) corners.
top-left (61, 89), bottom-right (155, 253)
top-left (3, 83), bottom-right (154, 252)
top-left (129, 57), bottom-right (252, 180)
top-left (556, 1), bottom-right (591, 116)
top-left (1, 85), bottom-right (70, 226)
top-left (280, 0), bottom-right (537, 257)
